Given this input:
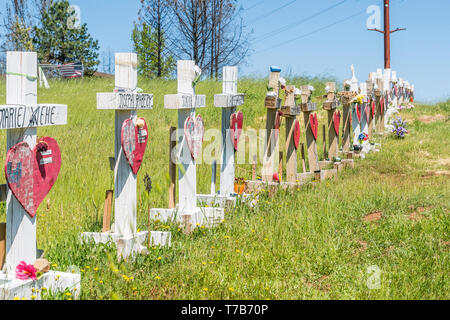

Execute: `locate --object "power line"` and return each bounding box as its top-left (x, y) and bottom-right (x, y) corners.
top-left (255, 9), bottom-right (365, 54)
top-left (253, 0), bottom-right (349, 43)
top-left (249, 0), bottom-right (297, 24)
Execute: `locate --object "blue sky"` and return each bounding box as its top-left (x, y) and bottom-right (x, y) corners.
top-left (48, 0), bottom-right (450, 102)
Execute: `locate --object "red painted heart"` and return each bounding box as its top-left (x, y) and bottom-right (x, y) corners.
top-left (184, 115), bottom-right (205, 160)
top-left (230, 111), bottom-right (243, 151)
top-left (121, 117), bottom-right (149, 175)
top-left (309, 113), bottom-right (318, 141)
top-left (333, 111), bottom-right (341, 135)
top-left (5, 137), bottom-right (61, 218)
top-left (356, 103), bottom-right (361, 123)
top-left (293, 119), bottom-right (301, 149)
top-left (274, 111), bottom-right (282, 140)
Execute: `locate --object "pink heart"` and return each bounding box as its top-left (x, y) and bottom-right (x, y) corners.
top-left (333, 111), bottom-right (341, 136)
top-left (230, 111), bottom-right (243, 151)
top-left (5, 137), bottom-right (61, 218)
top-left (293, 119), bottom-right (301, 149)
top-left (356, 103), bottom-right (361, 123)
top-left (310, 113), bottom-right (318, 141)
top-left (184, 115), bottom-right (204, 160)
top-left (121, 118), bottom-right (149, 175)
top-left (274, 111), bottom-right (282, 140)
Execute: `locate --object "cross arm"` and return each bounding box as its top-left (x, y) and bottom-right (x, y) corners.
top-left (368, 28), bottom-right (385, 34)
top-left (390, 28), bottom-right (406, 34)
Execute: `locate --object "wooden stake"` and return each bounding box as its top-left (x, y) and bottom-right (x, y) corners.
top-left (278, 151), bottom-right (283, 182)
top-left (300, 143), bottom-right (307, 173)
top-left (169, 126), bottom-right (177, 209)
top-left (102, 190), bottom-right (113, 232)
top-left (0, 223), bottom-right (5, 271)
top-left (285, 117), bottom-right (297, 182)
top-left (322, 124), bottom-right (327, 160)
top-left (342, 102), bottom-right (351, 152)
top-left (252, 155), bottom-right (257, 180)
top-left (182, 215), bottom-right (192, 235)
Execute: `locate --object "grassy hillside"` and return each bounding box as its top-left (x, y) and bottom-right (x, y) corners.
top-left (0, 77), bottom-right (448, 300)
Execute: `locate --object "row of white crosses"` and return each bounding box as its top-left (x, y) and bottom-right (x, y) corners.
top-left (345, 65), bottom-right (415, 150)
top-left (82, 53), bottom-right (171, 259)
top-left (149, 60), bottom-right (224, 232)
top-left (0, 52), bottom-right (79, 300)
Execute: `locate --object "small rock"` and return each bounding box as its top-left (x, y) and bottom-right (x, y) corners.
top-left (34, 259), bottom-right (50, 273)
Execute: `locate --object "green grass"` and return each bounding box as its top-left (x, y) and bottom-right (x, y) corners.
top-left (0, 77), bottom-right (448, 300)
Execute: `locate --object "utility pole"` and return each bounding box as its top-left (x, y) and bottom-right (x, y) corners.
top-left (368, 0), bottom-right (406, 69)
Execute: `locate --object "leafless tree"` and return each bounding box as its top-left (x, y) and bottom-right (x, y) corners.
top-left (167, 0), bottom-right (249, 78)
top-left (1, 0), bottom-right (53, 51)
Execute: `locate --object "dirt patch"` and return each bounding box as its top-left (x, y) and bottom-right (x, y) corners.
top-left (421, 170), bottom-right (450, 178)
top-left (352, 240), bottom-right (368, 256)
top-left (364, 211), bottom-right (382, 222)
top-left (435, 158), bottom-right (450, 167)
top-left (418, 114), bottom-right (447, 124)
top-left (305, 275), bottom-right (331, 292)
top-left (407, 206), bottom-right (433, 221)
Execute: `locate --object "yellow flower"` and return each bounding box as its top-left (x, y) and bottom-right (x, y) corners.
top-left (157, 256), bottom-right (162, 261)
top-left (203, 288), bottom-right (208, 291)
top-left (94, 267), bottom-right (99, 272)
top-left (209, 261), bottom-right (214, 265)
top-left (66, 292), bottom-right (72, 297)
top-left (202, 262), bottom-right (207, 265)
top-left (31, 295), bottom-right (37, 300)
top-left (133, 287), bottom-right (137, 291)
top-left (229, 287), bottom-right (235, 292)
top-left (236, 249), bottom-right (241, 253)
top-left (13, 297), bottom-right (20, 300)
top-left (81, 269), bottom-right (85, 272)
top-left (155, 276), bottom-right (161, 280)
top-left (42, 287), bottom-right (47, 291)
top-left (99, 280), bottom-right (103, 284)
top-left (224, 235), bottom-right (230, 239)
top-left (137, 228), bottom-right (141, 232)
top-left (122, 275), bottom-right (130, 281)
top-left (52, 264), bottom-right (57, 268)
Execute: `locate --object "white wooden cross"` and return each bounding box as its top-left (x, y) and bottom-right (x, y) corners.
top-left (150, 61), bottom-right (224, 231)
top-left (197, 66), bottom-right (244, 207)
top-left (0, 51), bottom-right (79, 300)
top-left (350, 65), bottom-right (362, 146)
top-left (82, 53), bottom-right (170, 258)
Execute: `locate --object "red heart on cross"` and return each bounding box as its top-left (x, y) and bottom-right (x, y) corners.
top-left (365, 103), bottom-right (370, 121)
top-left (274, 111), bottom-right (282, 140)
top-left (5, 137), bottom-right (61, 218)
top-left (184, 115), bottom-right (205, 160)
top-left (333, 111), bottom-right (341, 135)
top-left (230, 111), bottom-right (243, 151)
top-left (293, 119), bottom-right (301, 149)
top-left (121, 117), bottom-right (149, 175)
top-left (356, 103), bottom-right (361, 123)
top-left (309, 113), bottom-right (318, 141)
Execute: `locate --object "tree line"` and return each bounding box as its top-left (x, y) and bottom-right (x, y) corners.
top-left (0, 0), bottom-right (250, 79)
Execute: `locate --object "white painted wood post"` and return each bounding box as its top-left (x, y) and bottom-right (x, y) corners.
top-left (164, 60), bottom-right (206, 211)
top-left (360, 82), bottom-right (369, 137)
top-left (113, 53), bottom-right (138, 237)
top-left (216, 66), bottom-right (244, 196)
top-left (350, 65), bottom-right (361, 146)
top-left (5, 52), bottom-right (38, 274)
